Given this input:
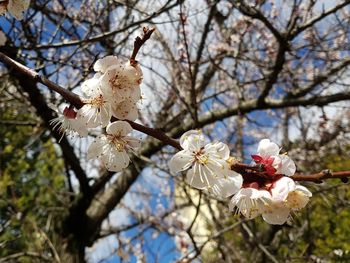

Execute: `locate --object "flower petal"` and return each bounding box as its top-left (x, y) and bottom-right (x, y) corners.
top-left (94, 56), bottom-right (119, 73)
top-left (129, 86), bottom-right (141, 101)
top-left (77, 104), bottom-right (100, 128)
top-left (257, 139), bottom-right (280, 157)
top-left (185, 168), bottom-right (207, 189)
top-left (286, 185), bottom-right (312, 210)
top-left (111, 99), bottom-right (138, 121)
top-left (277, 155), bottom-right (296, 176)
top-left (205, 141), bottom-right (230, 160)
top-left (70, 119), bottom-right (88, 137)
top-left (270, 176), bottom-right (296, 202)
top-left (179, 130), bottom-right (205, 150)
top-left (210, 170), bottom-right (243, 198)
top-left (101, 147), bottom-right (130, 172)
top-left (124, 136), bottom-right (141, 149)
top-left (107, 121), bottom-right (133, 136)
top-left (81, 74), bottom-right (101, 97)
top-left (87, 136), bottom-right (108, 159)
top-left (123, 62), bottom-right (143, 84)
top-left (262, 203), bottom-right (290, 225)
top-left (169, 150), bottom-right (193, 174)
top-left (230, 188), bottom-right (270, 219)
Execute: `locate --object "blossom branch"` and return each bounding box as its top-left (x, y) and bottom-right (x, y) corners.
top-left (1, 50), bottom-right (349, 185)
top-left (0, 50), bottom-right (179, 151)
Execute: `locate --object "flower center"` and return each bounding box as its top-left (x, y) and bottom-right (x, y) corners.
top-left (285, 191), bottom-right (306, 209)
top-left (108, 133), bottom-right (126, 152)
top-left (110, 75), bottom-right (123, 90)
top-left (89, 94), bottom-right (105, 107)
top-left (194, 149), bottom-right (209, 165)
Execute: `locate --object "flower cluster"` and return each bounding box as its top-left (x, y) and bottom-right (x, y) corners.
top-left (49, 54), bottom-right (312, 224)
top-left (77, 56), bottom-right (142, 128)
top-left (169, 133), bottom-right (312, 225)
top-left (0, 0), bottom-right (30, 20)
top-left (230, 176), bottom-right (312, 225)
top-left (50, 56), bottom-right (142, 172)
top-left (229, 139), bottom-right (312, 225)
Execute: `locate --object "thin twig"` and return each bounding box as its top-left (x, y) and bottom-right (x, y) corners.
top-left (130, 27), bottom-right (155, 64)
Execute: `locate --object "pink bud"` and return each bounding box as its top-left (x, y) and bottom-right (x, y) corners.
top-left (63, 107), bottom-right (77, 119)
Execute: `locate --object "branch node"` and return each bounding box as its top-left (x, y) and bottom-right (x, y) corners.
top-left (322, 169), bottom-right (332, 176)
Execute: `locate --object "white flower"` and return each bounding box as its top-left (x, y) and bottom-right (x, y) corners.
top-left (278, 155), bottom-right (297, 176)
top-left (261, 177), bottom-right (312, 225)
top-left (252, 139), bottom-right (296, 176)
top-left (87, 121), bottom-right (140, 172)
top-left (88, 56), bottom-right (142, 121)
top-left (229, 187), bottom-right (271, 219)
top-left (96, 56), bottom-right (142, 104)
top-left (49, 105), bottom-right (88, 141)
top-left (1, 0), bottom-right (30, 20)
top-left (261, 177), bottom-right (296, 224)
top-left (77, 74), bottom-right (112, 128)
top-left (257, 139), bottom-right (280, 157)
top-left (0, 30), bottom-right (6, 46)
top-left (169, 130), bottom-right (243, 191)
top-left (228, 139), bottom-right (310, 225)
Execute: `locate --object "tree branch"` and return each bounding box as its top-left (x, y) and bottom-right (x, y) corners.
top-left (22, 0), bottom-right (180, 50)
top-left (289, 0), bottom-right (350, 39)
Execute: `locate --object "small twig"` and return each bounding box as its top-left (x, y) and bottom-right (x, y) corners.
top-left (242, 223), bottom-right (279, 263)
top-left (179, 4), bottom-right (198, 125)
top-left (185, 192), bottom-right (202, 255)
top-left (292, 170), bottom-right (350, 183)
top-left (0, 252), bottom-right (52, 263)
top-left (130, 27), bottom-right (156, 64)
top-left (30, 220), bottom-right (61, 263)
top-left (177, 219), bottom-right (247, 262)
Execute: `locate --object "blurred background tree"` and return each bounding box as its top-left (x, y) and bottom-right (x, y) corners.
top-left (0, 76), bottom-right (67, 261)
